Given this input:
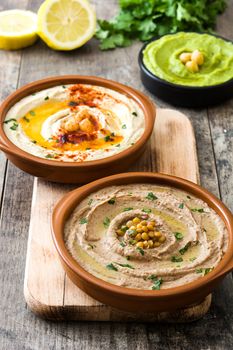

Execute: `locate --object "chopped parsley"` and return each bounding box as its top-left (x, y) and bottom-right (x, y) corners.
top-left (44, 96), bottom-right (49, 100)
top-left (32, 140), bottom-right (37, 144)
top-left (108, 197), bottom-right (116, 205)
top-left (127, 229), bottom-right (136, 236)
top-left (62, 85), bottom-right (66, 89)
top-left (122, 124), bottom-right (127, 129)
top-left (152, 277), bottom-right (163, 290)
top-left (3, 118), bottom-right (17, 124)
top-left (179, 242), bottom-right (191, 255)
top-left (29, 110), bottom-right (36, 116)
top-left (131, 142), bottom-right (135, 146)
top-left (126, 255), bottom-right (130, 260)
top-left (88, 244), bottom-right (95, 249)
top-left (129, 239), bottom-right (136, 245)
top-left (106, 263), bottom-right (118, 271)
top-left (190, 257), bottom-right (197, 262)
top-left (23, 116), bottom-right (30, 122)
top-left (88, 198), bottom-right (93, 206)
top-left (171, 256), bottom-right (183, 263)
top-left (132, 111), bottom-right (138, 116)
top-left (45, 154), bottom-right (54, 159)
top-left (142, 208), bottom-right (152, 214)
top-left (103, 217), bottom-right (110, 228)
top-left (104, 135), bottom-right (111, 142)
top-left (10, 123), bottom-right (18, 130)
top-left (187, 195), bottom-right (191, 199)
top-left (196, 267), bottom-right (213, 275)
top-left (191, 208), bottom-right (205, 213)
top-left (174, 232), bottom-right (184, 241)
top-left (136, 247), bottom-right (144, 256)
top-left (179, 203), bottom-right (184, 209)
top-left (115, 144), bottom-right (121, 147)
top-left (116, 263), bottom-right (134, 269)
top-left (120, 241), bottom-right (126, 247)
top-left (123, 207), bottom-right (133, 211)
top-left (121, 225), bottom-right (128, 233)
top-left (80, 218), bottom-right (88, 224)
top-left (146, 192), bottom-right (158, 200)
top-left (68, 101), bottom-right (78, 107)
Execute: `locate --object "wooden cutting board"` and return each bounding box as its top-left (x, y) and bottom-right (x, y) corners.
top-left (24, 108), bottom-right (211, 322)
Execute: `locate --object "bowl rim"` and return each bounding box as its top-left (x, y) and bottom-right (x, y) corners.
top-left (138, 31), bottom-right (233, 90)
top-left (51, 172), bottom-right (233, 298)
top-left (0, 75), bottom-right (155, 168)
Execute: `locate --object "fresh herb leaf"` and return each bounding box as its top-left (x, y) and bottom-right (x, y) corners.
top-left (88, 243), bottom-right (95, 249)
top-left (179, 203), bottom-right (184, 209)
top-left (132, 111), bottom-right (138, 116)
top-left (129, 239), bottom-right (136, 245)
top-left (96, 0), bottom-right (227, 50)
top-left (80, 218), bottom-right (88, 224)
top-left (190, 257), bottom-right (197, 262)
top-left (115, 144), bottom-right (121, 147)
top-left (108, 197), bottom-right (116, 205)
top-left (191, 208), bottom-right (205, 213)
top-left (142, 208), bottom-right (151, 213)
top-left (106, 263), bottom-right (118, 271)
top-left (152, 277), bottom-right (163, 290)
top-left (45, 154), bottom-right (54, 159)
top-left (32, 140), bottom-right (37, 144)
top-left (187, 195), bottom-right (191, 199)
top-left (127, 229), bottom-right (136, 236)
top-left (23, 116), bottom-right (30, 122)
top-left (10, 123), bottom-right (18, 130)
top-left (174, 232), bottom-right (184, 241)
top-left (121, 225), bottom-right (128, 233)
top-left (136, 247), bottom-right (144, 255)
top-left (123, 207), bottom-right (133, 211)
top-left (179, 242), bottom-right (191, 255)
top-left (122, 124), bottom-right (127, 129)
top-left (146, 192), bottom-right (157, 200)
top-left (120, 241), bottom-right (126, 247)
top-left (126, 255), bottom-right (130, 260)
top-left (148, 274), bottom-right (158, 281)
top-left (68, 101), bottom-right (78, 107)
top-left (104, 135), bottom-right (111, 142)
top-left (29, 110), bottom-right (35, 116)
top-left (103, 217), bottom-right (110, 228)
top-left (116, 263), bottom-right (135, 269)
top-left (171, 256), bottom-right (183, 263)
top-left (44, 96), bottom-right (49, 100)
top-left (3, 118), bottom-right (17, 124)
top-left (196, 267), bottom-right (213, 275)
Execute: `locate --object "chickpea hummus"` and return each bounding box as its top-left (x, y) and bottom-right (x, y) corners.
top-left (3, 84), bottom-right (145, 162)
top-left (65, 184), bottom-right (228, 290)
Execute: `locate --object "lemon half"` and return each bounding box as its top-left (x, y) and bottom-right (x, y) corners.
top-left (0, 10), bottom-right (38, 50)
top-left (37, 0), bottom-right (96, 51)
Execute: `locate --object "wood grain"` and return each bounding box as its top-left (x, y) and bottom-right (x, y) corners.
top-left (24, 108), bottom-right (206, 321)
top-left (0, 0), bottom-right (233, 348)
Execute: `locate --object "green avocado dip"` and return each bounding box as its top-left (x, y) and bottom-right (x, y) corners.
top-left (143, 32), bottom-right (233, 87)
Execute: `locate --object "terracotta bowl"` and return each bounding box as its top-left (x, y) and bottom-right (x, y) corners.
top-left (51, 172), bottom-right (233, 313)
top-left (0, 76), bottom-right (155, 183)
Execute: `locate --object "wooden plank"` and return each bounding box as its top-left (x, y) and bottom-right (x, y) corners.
top-left (24, 108), bottom-right (205, 321)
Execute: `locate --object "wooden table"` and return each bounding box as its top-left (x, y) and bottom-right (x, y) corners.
top-left (0, 0), bottom-right (233, 349)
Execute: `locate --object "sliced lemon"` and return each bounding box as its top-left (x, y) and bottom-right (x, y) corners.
top-left (37, 0), bottom-right (96, 51)
top-left (0, 10), bottom-right (38, 50)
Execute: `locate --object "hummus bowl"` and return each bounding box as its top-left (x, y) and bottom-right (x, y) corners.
top-left (138, 32), bottom-right (233, 108)
top-left (0, 76), bottom-right (155, 183)
top-left (52, 172), bottom-right (233, 313)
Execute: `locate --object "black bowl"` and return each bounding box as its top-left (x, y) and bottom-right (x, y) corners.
top-left (138, 33), bottom-right (233, 108)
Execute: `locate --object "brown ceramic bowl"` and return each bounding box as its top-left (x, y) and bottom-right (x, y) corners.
top-left (0, 76), bottom-right (155, 183)
top-left (51, 172), bottom-right (233, 313)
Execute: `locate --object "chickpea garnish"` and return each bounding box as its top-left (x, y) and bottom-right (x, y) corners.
top-left (116, 215), bottom-right (166, 249)
top-left (136, 241), bottom-right (144, 248)
top-left (126, 220), bottom-right (133, 228)
top-left (186, 60), bottom-right (199, 73)
top-left (191, 50), bottom-right (204, 65)
top-left (179, 52), bottom-right (192, 64)
top-left (135, 233), bottom-right (142, 241)
top-left (133, 217), bottom-right (140, 224)
top-left (141, 232), bottom-right (149, 240)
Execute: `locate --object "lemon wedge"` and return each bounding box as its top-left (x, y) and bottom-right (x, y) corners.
top-left (0, 10), bottom-right (38, 50)
top-left (37, 0), bottom-right (96, 51)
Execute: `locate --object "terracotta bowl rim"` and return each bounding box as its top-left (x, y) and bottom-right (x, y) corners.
top-left (0, 75), bottom-right (155, 168)
top-left (51, 172), bottom-right (233, 298)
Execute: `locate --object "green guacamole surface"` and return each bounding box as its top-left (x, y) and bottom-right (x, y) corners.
top-left (143, 32), bottom-right (233, 87)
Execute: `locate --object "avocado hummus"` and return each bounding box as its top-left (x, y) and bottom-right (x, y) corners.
top-left (143, 32), bottom-right (233, 87)
top-left (64, 184), bottom-right (228, 290)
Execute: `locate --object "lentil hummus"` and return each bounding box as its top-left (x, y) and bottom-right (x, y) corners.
top-left (3, 84), bottom-right (145, 162)
top-left (65, 184), bottom-right (228, 290)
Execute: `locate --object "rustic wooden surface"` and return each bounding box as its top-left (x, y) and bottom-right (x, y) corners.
top-left (0, 0), bottom-right (233, 348)
top-left (25, 108), bottom-right (204, 321)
